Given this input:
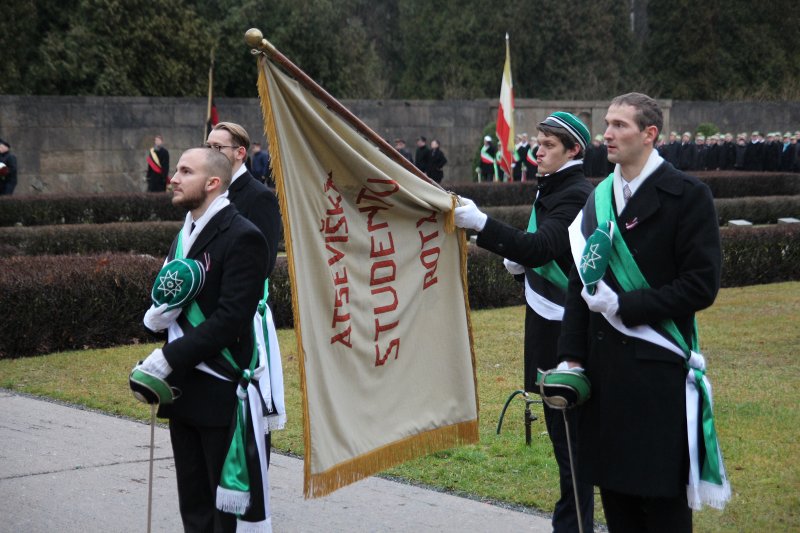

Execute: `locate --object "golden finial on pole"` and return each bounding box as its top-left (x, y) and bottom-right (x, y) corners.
top-left (245, 28), bottom-right (277, 55)
top-left (245, 28), bottom-right (263, 49)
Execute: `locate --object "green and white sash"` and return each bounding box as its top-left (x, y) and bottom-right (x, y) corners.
top-left (567, 176), bottom-right (731, 510)
top-left (523, 192), bottom-right (569, 321)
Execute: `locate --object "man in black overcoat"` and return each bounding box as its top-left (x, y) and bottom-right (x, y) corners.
top-left (414, 136), bottom-right (432, 174)
top-left (146, 134), bottom-right (170, 192)
top-left (138, 148), bottom-right (269, 531)
top-left (559, 93), bottom-right (722, 532)
top-left (455, 111), bottom-right (595, 533)
top-left (206, 122), bottom-right (281, 278)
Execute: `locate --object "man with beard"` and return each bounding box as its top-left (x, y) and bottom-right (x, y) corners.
top-left (454, 112), bottom-right (595, 533)
top-left (137, 147), bottom-right (271, 531)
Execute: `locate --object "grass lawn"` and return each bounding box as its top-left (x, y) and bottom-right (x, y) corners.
top-left (1, 282), bottom-right (798, 532)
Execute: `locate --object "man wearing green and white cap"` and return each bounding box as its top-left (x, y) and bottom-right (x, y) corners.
top-left (455, 111), bottom-right (595, 533)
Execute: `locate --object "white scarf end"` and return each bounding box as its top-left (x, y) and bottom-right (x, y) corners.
top-left (216, 486), bottom-right (251, 514)
top-left (236, 517), bottom-right (272, 533)
top-left (687, 480), bottom-right (731, 511)
top-left (264, 414), bottom-right (287, 432)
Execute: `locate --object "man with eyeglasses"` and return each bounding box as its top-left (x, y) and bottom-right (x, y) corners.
top-left (206, 123), bottom-right (281, 272)
top-left (205, 122), bottom-right (285, 468)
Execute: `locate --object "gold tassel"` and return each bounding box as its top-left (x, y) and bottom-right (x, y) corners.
top-left (457, 227), bottom-right (480, 417)
top-left (306, 420), bottom-right (478, 499)
top-left (256, 57), bottom-right (314, 486)
top-left (444, 194), bottom-right (456, 234)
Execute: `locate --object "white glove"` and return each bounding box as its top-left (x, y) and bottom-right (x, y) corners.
top-left (454, 197), bottom-right (488, 232)
top-left (503, 258), bottom-right (525, 275)
top-left (581, 280), bottom-right (619, 316)
top-left (143, 303), bottom-right (182, 332)
top-left (556, 360), bottom-right (584, 372)
top-left (139, 348), bottom-right (172, 379)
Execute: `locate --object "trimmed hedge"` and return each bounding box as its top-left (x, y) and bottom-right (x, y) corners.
top-left (446, 172), bottom-right (800, 206)
top-left (1, 223), bottom-right (798, 358)
top-left (0, 221), bottom-right (288, 257)
top-left (482, 196), bottom-right (800, 231)
top-left (693, 171), bottom-right (800, 198)
top-left (1, 173), bottom-right (797, 227)
top-left (0, 221), bottom-right (182, 257)
top-left (0, 254), bottom-right (293, 359)
top-left (0, 193), bottom-right (183, 227)
top-left (720, 224), bottom-right (800, 286)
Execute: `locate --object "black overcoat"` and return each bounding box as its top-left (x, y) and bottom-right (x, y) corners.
top-left (558, 160), bottom-right (721, 497)
top-left (227, 170), bottom-right (282, 278)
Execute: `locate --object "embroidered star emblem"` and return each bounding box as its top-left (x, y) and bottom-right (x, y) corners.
top-left (580, 243), bottom-right (602, 273)
top-left (157, 269), bottom-right (183, 299)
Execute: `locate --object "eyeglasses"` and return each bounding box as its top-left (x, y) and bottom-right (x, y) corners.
top-left (204, 144), bottom-right (240, 152)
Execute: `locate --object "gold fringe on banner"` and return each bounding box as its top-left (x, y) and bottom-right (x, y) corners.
top-left (444, 194), bottom-right (456, 234)
top-left (457, 226), bottom-right (480, 417)
top-left (307, 420), bottom-right (478, 498)
top-left (256, 56), bottom-right (314, 488)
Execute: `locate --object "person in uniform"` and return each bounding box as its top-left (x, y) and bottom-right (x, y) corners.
top-left (455, 112), bottom-right (596, 533)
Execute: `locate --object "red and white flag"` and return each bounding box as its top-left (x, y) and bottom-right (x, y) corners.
top-left (496, 33), bottom-right (515, 179)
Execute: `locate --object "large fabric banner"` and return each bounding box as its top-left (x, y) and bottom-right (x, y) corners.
top-left (256, 55), bottom-right (478, 498)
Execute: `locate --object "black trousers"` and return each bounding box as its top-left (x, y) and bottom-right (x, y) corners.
top-left (600, 487), bottom-right (692, 533)
top-left (169, 420), bottom-right (273, 533)
top-left (543, 404), bottom-right (595, 533)
top-left (169, 418), bottom-right (237, 533)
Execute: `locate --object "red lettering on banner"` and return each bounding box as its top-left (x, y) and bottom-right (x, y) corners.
top-left (370, 259), bottom-right (396, 285)
top-left (370, 232), bottom-right (395, 257)
top-left (331, 326), bottom-right (353, 348)
top-left (322, 171), bottom-right (353, 348)
top-left (359, 204), bottom-right (389, 231)
top-left (416, 211), bottom-right (437, 227)
top-left (417, 211), bottom-right (441, 290)
top-left (371, 285), bottom-right (398, 314)
top-left (374, 338), bottom-right (400, 366)
top-left (357, 175), bottom-right (402, 366)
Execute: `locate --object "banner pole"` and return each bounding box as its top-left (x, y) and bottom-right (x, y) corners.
top-left (244, 28), bottom-right (442, 190)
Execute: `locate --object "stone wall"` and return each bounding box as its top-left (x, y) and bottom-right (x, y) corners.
top-left (1, 95), bottom-right (798, 195)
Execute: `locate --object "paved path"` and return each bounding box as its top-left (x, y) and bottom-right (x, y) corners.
top-left (0, 391), bottom-right (551, 532)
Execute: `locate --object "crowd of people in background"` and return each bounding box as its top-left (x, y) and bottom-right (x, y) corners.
top-left (478, 128), bottom-right (800, 182)
top-left (656, 130), bottom-right (800, 173)
top-left (392, 136), bottom-right (448, 184)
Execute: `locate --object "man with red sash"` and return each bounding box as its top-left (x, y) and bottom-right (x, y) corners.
top-left (559, 93), bottom-right (730, 532)
top-left (455, 112), bottom-right (595, 532)
top-left (146, 134), bottom-right (170, 192)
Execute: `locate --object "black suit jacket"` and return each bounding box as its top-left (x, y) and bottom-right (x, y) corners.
top-left (477, 164), bottom-right (593, 387)
top-left (559, 160), bottom-right (721, 497)
top-left (227, 170), bottom-right (282, 278)
top-left (158, 205), bottom-right (268, 427)
top-left (426, 148), bottom-right (447, 183)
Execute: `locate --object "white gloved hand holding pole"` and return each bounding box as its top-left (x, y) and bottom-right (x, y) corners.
top-left (454, 196), bottom-right (488, 232)
top-left (138, 348), bottom-right (173, 379)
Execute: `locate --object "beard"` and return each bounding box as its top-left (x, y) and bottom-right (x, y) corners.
top-left (172, 188), bottom-right (205, 211)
